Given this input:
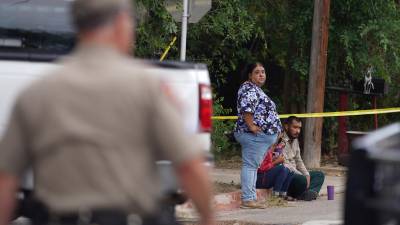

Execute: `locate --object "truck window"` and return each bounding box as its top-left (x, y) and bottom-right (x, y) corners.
top-left (0, 0), bottom-right (76, 60)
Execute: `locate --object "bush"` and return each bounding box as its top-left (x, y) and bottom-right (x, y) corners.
top-left (211, 97), bottom-right (241, 160)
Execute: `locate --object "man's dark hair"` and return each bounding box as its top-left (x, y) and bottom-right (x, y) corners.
top-left (285, 116), bottom-right (302, 125)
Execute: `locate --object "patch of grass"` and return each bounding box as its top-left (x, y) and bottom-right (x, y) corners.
top-left (263, 196), bottom-right (290, 207)
top-left (213, 181), bottom-right (241, 194)
top-left (214, 156), bottom-right (242, 169)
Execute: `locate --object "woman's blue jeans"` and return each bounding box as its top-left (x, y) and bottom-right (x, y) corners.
top-left (234, 132), bottom-right (278, 201)
top-left (256, 164), bottom-right (294, 193)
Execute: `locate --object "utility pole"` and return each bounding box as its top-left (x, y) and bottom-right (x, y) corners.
top-left (180, 0), bottom-right (189, 61)
top-left (166, 0), bottom-right (211, 61)
top-left (303, 0), bottom-right (331, 168)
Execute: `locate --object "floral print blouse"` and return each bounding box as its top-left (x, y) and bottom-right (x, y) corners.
top-left (235, 81), bottom-right (282, 135)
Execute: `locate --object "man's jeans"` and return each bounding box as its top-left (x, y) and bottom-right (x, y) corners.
top-left (287, 171), bottom-right (325, 198)
top-left (234, 132), bottom-right (278, 201)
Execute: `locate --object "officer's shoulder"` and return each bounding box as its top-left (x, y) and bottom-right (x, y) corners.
top-left (119, 58), bottom-right (162, 85)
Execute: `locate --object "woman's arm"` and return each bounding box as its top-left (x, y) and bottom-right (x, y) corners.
top-left (243, 112), bottom-right (261, 133)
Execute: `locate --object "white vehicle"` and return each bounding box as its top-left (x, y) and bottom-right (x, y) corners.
top-left (0, 0), bottom-right (212, 218)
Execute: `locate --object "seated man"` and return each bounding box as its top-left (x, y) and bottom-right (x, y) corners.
top-left (282, 116), bottom-right (325, 201)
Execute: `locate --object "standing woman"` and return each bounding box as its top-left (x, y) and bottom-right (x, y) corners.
top-left (234, 62), bottom-right (282, 209)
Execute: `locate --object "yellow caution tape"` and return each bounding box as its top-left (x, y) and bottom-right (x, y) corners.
top-left (212, 107), bottom-right (400, 120)
top-left (160, 36), bottom-right (177, 61)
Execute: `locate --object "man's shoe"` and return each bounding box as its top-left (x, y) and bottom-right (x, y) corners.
top-left (311, 190), bottom-right (318, 200)
top-left (299, 190), bottom-right (318, 201)
top-left (240, 200), bottom-right (267, 209)
top-left (284, 195), bottom-right (296, 201)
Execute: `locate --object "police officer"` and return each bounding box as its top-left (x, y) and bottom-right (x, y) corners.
top-left (0, 0), bottom-right (215, 225)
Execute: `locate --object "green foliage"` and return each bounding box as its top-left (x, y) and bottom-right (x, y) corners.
top-left (327, 0), bottom-right (400, 140)
top-left (134, 0), bottom-right (400, 158)
top-left (328, 0), bottom-right (400, 83)
top-left (187, 0), bottom-right (260, 86)
top-left (211, 97), bottom-right (239, 160)
top-left (135, 0), bottom-right (179, 59)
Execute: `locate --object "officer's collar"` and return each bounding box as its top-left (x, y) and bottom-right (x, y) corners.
top-left (74, 43), bottom-right (127, 58)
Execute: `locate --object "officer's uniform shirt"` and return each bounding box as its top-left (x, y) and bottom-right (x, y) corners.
top-left (0, 44), bottom-right (203, 215)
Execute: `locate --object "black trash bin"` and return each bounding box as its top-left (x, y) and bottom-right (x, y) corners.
top-left (345, 123), bottom-right (400, 225)
top-left (339, 131), bottom-right (369, 166)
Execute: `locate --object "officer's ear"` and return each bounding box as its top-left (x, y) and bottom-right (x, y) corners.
top-left (113, 11), bottom-right (134, 54)
top-left (284, 123), bottom-right (289, 131)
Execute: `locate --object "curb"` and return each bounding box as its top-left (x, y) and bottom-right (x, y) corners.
top-left (180, 220), bottom-right (289, 225)
top-left (176, 189), bottom-right (272, 218)
top-left (213, 189), bottom-right (271, 211)
top-left (177, 186), bottom-right (345, 219)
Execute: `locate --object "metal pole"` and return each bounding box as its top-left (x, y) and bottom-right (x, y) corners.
top-left (180, 0), bottom-right (189, 61)
top-left (338, 92), bottom-right (349, 158)
top-left (373, 96), bottom-right (378, 129)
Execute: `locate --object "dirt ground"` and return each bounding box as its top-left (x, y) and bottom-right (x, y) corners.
top-left (214, 156), bottom-right (242, 169)
top-left (214, 153), bottom-right (340, 169)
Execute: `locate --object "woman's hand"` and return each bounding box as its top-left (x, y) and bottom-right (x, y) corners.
top-left (249, 124), bottom-right (262, 134)
top-left (273, 155), bottom-right (285, 165)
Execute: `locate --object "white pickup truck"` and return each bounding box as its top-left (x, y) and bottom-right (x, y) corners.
top-left (0, 0), bottom-right (212, 219)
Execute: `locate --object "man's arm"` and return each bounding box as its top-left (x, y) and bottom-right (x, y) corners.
top-left (0, 100), bottom-right (29, 225)
top-left (305, 175), bottom-right (311, 189)
top-left (0, 172), bottom-right (19, 225)
top-left (294, 144), bottom-right (310, 177)
top-left (176, 157), bottom-right (215, 225)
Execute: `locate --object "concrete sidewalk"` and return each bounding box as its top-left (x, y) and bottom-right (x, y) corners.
top-left (213, 194), bottom-right (344, 225)
top-left (177, 167), bottom-right (346, 224)
top-left (211, 167), bottom-right (346, 197)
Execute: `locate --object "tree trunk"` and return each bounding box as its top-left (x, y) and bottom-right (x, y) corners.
top-left (303, 0), bottom-right (331, 168)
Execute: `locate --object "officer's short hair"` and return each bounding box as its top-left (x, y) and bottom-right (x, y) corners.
top-left (72, 0), bottom-right (132, 32)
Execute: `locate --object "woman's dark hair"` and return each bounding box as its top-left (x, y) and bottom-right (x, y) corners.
top-left (241, 62), bottom-right (264, 82)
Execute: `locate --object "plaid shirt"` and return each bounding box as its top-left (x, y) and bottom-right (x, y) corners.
top-left (282, 132), bottom-right (310, 176)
